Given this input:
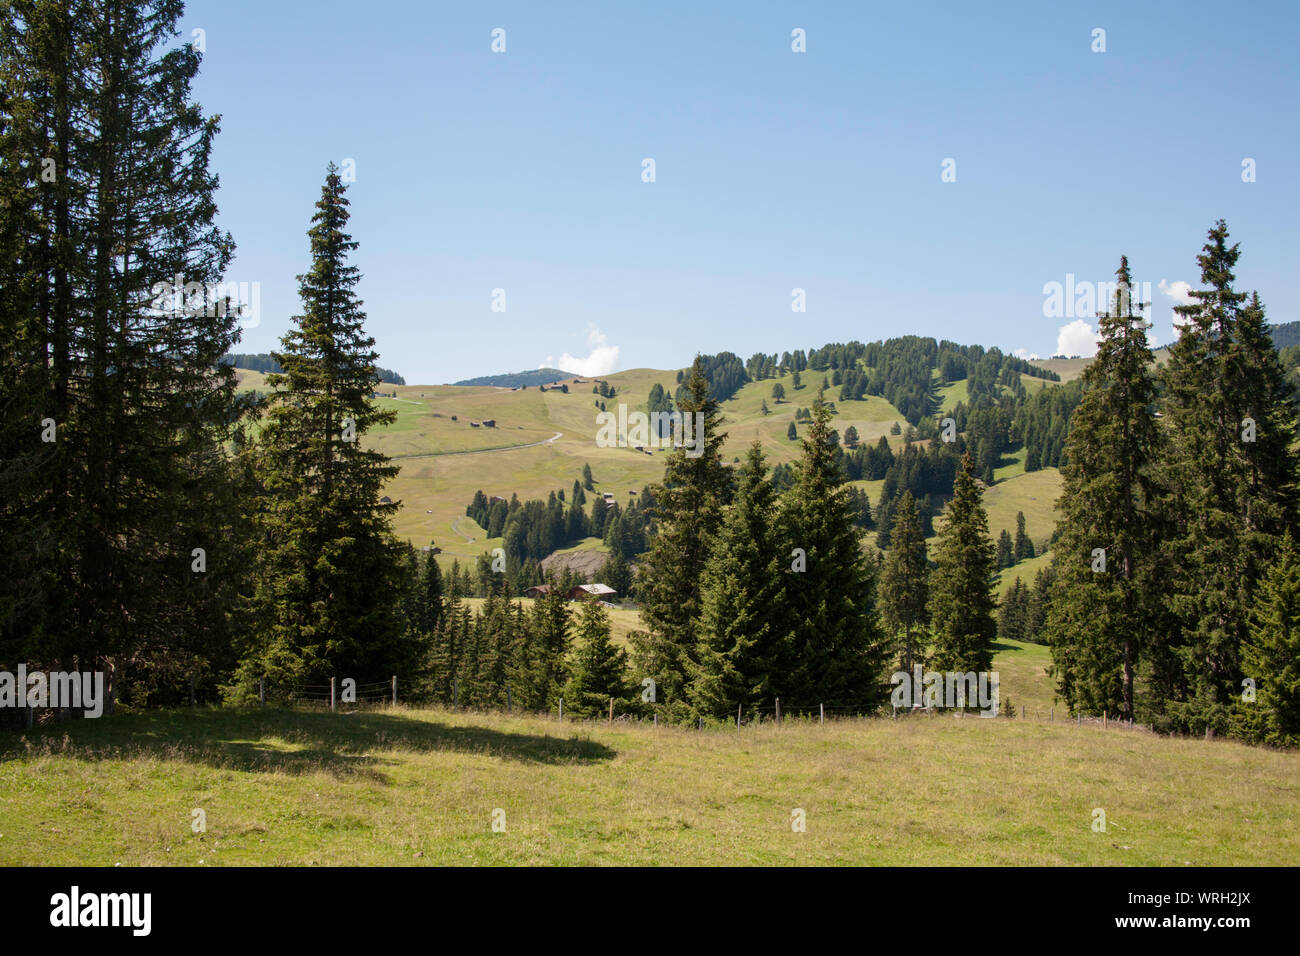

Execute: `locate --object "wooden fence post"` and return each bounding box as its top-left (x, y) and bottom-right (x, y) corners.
top-left (737, 703), bottom-right (741, 729)
top-left (392, 675), bottom-right (397, 706)
top-left (330, 677), bottom-right (335, 712)
top-left (453, 678), bottom-right (459, 710)
top-left (1020, 705), bottom-right (1025, 719)
top-left (653, 712), bottom-right (657, 727)
top-left (608, 697), bottom-right (614, 723)
top-left (775, 698), bottom-right (781, 723)
top-left (558, 697), bottom-right (563, 721)
top-left (1102, 710), bottom-right (1107, 729)
top-left (698, 716), bottom-right (703, 731)
top-left (820, 703), bottom-right (824, 726)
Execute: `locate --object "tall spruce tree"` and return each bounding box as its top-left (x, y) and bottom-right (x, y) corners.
top-left (1157, 223), bottom-right (1298, 730)
top-left (879, 490), bottom-right (929, 675)
top-left (776, 395), bottom-right (889, 707)
top-left (241, 166), bottom-right (407, 690)
top-left (632, 357), bottom-right (729, 717)
top-left (1049, 257), bottom-right (1166, 720)
top-left (0, 0), bottom-right (247, 707)
top-left (928, 453), bottom-right (998, 672)
top-left (692, 442), bottom-right (787, 715)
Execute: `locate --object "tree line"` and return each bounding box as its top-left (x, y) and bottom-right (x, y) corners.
top-left (221, 352), bottom-right (406, 385)
top-left (1046, 233), bottom-right (1299, 745)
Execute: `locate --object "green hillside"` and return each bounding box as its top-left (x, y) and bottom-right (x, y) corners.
top-left (344, 363), bottom-right (1065, 575)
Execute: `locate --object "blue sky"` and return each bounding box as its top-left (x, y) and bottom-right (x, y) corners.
top-left (188, 0), bottom-right (1300, 384)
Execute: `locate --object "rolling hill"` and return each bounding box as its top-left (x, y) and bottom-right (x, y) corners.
top-left (255, 358), bottom-right (1070, 573)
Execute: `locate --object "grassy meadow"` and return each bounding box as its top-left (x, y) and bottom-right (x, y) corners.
top-left (2, 687), bottom-right (1294, 866)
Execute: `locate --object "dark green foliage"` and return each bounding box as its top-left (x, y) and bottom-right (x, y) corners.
top-left (600, 549), bottom-right (634, 599)
top-left (1014, 511), bottom-right (1035, 561)
top-left (998, 578), bottom-right (1030, 643)
top-left (223, 353), bottom-right (404, 385)
top-left (928, 454), bottom-right (998, 672)
top-left (564, 601), bottom-right (633, 718)
top-left (880, 491), bottom-right (929, 674)
top-left (1235, 533), bottom-right (1300, 745)
top-left (692, 443), bottom-right (788, 714)
top-left (671, 352), bottom-right (748, 406)
top-left (239, 167), bottom-right (409, 689)
top-left (1155, 224), bottom-right (1298, 731)
top-left (1048, 257), bottom-right (1167, 721)
top-left (776, 396), bottom-right (890, 708)
top-left (997, 529), bottom-right (1015, 569)
top-left (0, 0), bottom-right (249, 707)
top-left (633, 358), bottom-right (729, 715)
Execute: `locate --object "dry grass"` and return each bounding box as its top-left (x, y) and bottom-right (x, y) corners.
top-left (1, 698), bottom-right (1293, 866)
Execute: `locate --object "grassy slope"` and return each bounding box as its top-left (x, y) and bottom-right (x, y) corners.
top-left (331, 364), bottom-right (1065, 570)
top-left (2, 689), bottom-right (1294, 866)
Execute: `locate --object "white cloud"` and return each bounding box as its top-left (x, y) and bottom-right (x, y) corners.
top-left (1160, 279), bottom-right (1196, 330)
top-left (1055, 319), bottom-right (1099, 358)
top-left (544, 324), bottom-right (621, 377)
top-left (1014, 347), bottom-right (1041, 361)
top-left (1159, 279), bottom-right (1195, 305)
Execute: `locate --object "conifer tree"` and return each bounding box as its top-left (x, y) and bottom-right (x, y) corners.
top-left (1049, 257), bottom-right (1166, 720)
top-left (0, 0), bottom-right (247, 706)
top-left (527, 584), bottom-right (570, 709)
top-left (1013, 511), bottom-right (1035, 562)
top-left (997, 529), bottom-right (1015, 569)
top-left (998, 578), bottom-right (1030, 643)
top-left (879, 491), bottom-right (929, 674)
top-left (692, 442), bottom-right (787, 715)
top-left (1238, 532), bottom-right (1300, 745)
top-left (777, 396), bottom-right (889, 706)
top-left (929, 453), bottom-right (998, 672)
top-left (241, 166), bottom-right (407, 689)
top-left (565, 601), bottom-right (632, 717)
top-left (1158, 223), bottom-right (1298, 727)
top-left (632, 357), bottom-right (728, 716)
top-left (600, 548), bottom-right (633, 599)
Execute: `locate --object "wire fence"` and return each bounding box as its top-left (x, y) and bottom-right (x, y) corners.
top-left (203, 675), bottom-right (1163, 737)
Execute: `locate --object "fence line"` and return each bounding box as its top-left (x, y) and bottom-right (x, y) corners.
top-left (205, 675), bottom-right (1162, 737)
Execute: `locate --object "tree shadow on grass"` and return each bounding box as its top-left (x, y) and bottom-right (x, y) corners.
top-left (0, 707), bottom-right (616, 784)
